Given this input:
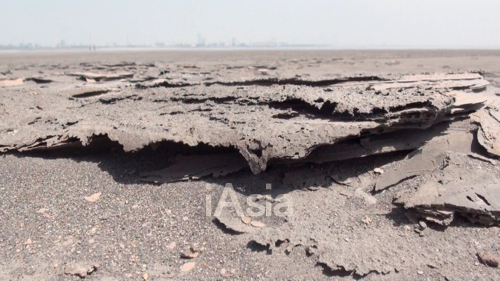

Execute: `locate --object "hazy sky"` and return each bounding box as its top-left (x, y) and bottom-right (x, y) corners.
top-left (1, 0), bottom-right (500, 48)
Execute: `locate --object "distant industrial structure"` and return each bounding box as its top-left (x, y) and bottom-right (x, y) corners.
top-left (0, 35), bottom-right (322, 50)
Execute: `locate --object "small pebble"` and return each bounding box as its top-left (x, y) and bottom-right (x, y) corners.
top-left (418, 220), bottom-right (427, 229)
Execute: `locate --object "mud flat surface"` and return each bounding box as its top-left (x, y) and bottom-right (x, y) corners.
top-left (1, 49), bottom-right (500, 280)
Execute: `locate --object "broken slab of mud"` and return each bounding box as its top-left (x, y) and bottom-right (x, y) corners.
top-left (0, 78), bottom-right (23, 86)
top-left (376, 137), bottom-right (500, 226)
top-left (243, 187), bottom-right (429, 278)
top-left (367, 90), bottom-right (500, 226)
top-left (228, 147), bottom-right (500, 277)
top-left (473, 106), bottom-right (500, 157)
top-left (396, 152), bottom-right (499, 226)
top-left (0, 71), bottom-right (493, 177)
top-left (66, 72), bottom-right (134, 82)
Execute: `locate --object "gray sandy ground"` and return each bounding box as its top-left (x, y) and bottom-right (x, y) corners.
top-left (1, 50), bottom-right (500, 280)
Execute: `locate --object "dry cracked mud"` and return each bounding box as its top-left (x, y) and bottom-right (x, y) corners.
top-left (1, 50), bottom-right (500, 280)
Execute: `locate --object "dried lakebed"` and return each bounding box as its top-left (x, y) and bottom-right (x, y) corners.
top-left (1, 51), bottom-right (500, 280)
